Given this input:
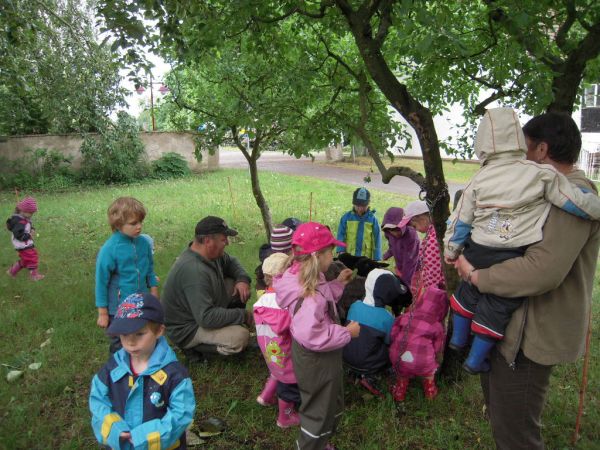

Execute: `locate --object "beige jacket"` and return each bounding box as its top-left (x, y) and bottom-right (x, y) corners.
top-left (444, 107), bottom-right (600, 259)
top-left (477, 170), bottom-right (600, 366)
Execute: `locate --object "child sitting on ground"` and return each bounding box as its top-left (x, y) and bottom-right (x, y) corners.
top-left (6, 196), bottom-right (44, 281)
top-left (336, 187), bottom-right (382, 260)
top-left (444, 107), bottom-right (600, 373)
top-left (255, 223), bottom-right (294, 293)
top-left (253, 252), bottom-right (300, 428)
top-left (342, 268), bottom-right (412, 397)
top-left (95, 197), bottom-right (159, 353)
top-left (274, 222), bottom-right (360, 449)
top-left (89, 292), bottom-right (195, 449)
top-left (388, 280), bottom-right (448, 401)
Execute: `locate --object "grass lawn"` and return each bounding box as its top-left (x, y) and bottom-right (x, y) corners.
top-left (320, 154), bottom-right (480, 185)
top-left (0, 169), bottom-right (598, 449)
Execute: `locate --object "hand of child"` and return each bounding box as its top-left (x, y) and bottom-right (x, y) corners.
top-left (346, 320), bottom-right (360, 338)
top-left (336, 268), bottom-right (353, 285)
top-left (150, 286), bottom-right (159, 299)
top-left (444, 255), bottom-right (457, 265)
top-left (244, 309), bottom-right (255, 327)
top-left (97, 309), bottom-right (109, 329)
top-left (119, 431), bottom-right (132, 443)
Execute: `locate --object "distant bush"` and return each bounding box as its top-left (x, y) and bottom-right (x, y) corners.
top-left (80, 112), bottom-right (149, 183)
top-left (152, 152), bottom-right (190, 179)
top-left (0, 148), bottom-right (76, 191)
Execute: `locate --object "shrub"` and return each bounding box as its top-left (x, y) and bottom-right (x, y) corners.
top-left (152, 152), bottom-right (190, 179)
top-left (0, 148), bottom-right (76, 191)
top-left (80, 112), bottom-right (148, 183)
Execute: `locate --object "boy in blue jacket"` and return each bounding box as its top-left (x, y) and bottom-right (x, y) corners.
top-left (96, 197), bottom-right (159, 353)
top-left (90, 292), bottom-right (195, 450)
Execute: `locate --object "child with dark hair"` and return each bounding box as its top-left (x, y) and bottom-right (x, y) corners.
top-left (6, 196), bottom-right (44, 281)
top-left (336, 187), bottom-right (382, 260)
top-left (445, 107), bottom-right (600, 374)
top-left (89, 293), bottom-right (195, 449)
top-left (96, 197), bottom-right (159, 353)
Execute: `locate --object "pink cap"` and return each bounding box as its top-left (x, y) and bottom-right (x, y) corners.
top-left (292, 222), bottom-right (345, 255)
top-left (17, 196), bottom-right (38, 213)
top-left (398, 200), bottom-right (429, 229)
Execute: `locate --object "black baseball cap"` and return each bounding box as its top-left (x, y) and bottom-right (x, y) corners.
top-left (107, 292), bottom-right (164, 335)
top-left (195, 216), bottom-right (238, 237)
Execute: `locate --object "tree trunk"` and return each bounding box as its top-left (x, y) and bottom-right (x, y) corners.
top-left (246, 155), bottom-right (273, 242)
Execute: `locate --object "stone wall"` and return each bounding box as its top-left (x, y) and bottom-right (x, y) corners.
top-left (0, 131), bottom-right (219, 172)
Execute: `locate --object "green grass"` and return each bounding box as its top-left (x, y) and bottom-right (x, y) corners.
top-left (323, 154), bottom-right (480, 185)
top-left (0, 169), bottom-right (598, 449)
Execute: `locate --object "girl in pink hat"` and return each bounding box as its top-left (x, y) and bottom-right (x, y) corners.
top-left (273, 222), bottom-right (360, 450)
top-left (6, 196), bottom-right (44, 280)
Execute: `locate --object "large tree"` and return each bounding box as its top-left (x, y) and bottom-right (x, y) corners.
top-left (0, 0), bottom-right (125, 135)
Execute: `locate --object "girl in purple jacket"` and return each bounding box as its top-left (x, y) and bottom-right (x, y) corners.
top-left (273, 222), bottom-right (360, 450)
top-left (381, 207), bottom-right (420, 285)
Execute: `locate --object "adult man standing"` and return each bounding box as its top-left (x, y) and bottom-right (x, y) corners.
top-left (162, 216), bottom-right (252, 358)
top-left (454, 112), bottom-right (600, 449)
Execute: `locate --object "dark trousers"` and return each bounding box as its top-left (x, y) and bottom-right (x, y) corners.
top-left (292, 340), bottom-right (344, 450)
top-left (278, 381), bottom-right (301, 406)
top-left (480, 349), bottom-right (553, 450)
top-left (452, 238), bottom-right (526, 339)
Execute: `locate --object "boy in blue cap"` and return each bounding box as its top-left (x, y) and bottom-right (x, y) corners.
top-left (89, 293), bottom-right (195, 450)
top-left (336, 187), bottom-right (382, 260)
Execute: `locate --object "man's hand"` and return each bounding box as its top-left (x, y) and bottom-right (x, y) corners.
top-left (454, 255), bottom-right (478, 285)
top-left (336, 268), bottom-right (353, 285)
top-left (97, 308), bottom-right (109, 329)
top-left (233, 282), bottom-right (251, 303)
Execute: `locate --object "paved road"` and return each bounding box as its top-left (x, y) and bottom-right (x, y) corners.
top-left (219, 150), bottom-right (465, 198)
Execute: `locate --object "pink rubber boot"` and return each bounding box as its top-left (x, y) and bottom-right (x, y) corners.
top-left (256, 375), bottom-right (277, 406)
top-left (276, 399), bottom-right (300, 428)
top-left (7, 261), bottom-right (22, 278)
top-left (29, 269), bottom-right (45, 281)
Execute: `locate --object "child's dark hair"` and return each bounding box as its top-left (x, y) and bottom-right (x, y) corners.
top-left (522, 112), bottom-right (582, 164)
top-left (107, 197), bottom-right (147, 231)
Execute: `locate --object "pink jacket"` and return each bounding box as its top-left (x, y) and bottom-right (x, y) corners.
top-left (253, 288), bottom-right (296, 384)
top-left (389, 287), bottom-right (448, 378)
top-left (273, 262), bottom-right (351, 352)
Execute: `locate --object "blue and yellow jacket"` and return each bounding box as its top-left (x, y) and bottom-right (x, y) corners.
top-left (95, 231), bottom-right (159, 315)
top-left (89, 337), bottom-right (195, 450)
top-left (336, 209), bottom-right (382, 260)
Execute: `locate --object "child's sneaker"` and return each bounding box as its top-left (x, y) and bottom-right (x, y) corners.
top-left (29, 270), bottom-right (45, 281)
top-left (422, 378), bottom-right (438, 400)
top-left (390, 377), bottom-right (409, 402)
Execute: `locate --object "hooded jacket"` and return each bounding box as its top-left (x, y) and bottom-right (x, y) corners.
top-left (273, 262), bottom-right (350, 352)
top-left (389, 287), bottom-right (448, 378)
top-left (95, 231), bottom-right (159, 315)
top-left (253, 288), bottom-right (297, 384)
top-left (89, 336), bottom-right (195, 450)
top-left (6, 214), bottom-right (35, 250)
top-left (444, 107), bottom-right (600, 259)
top-left (381, 207), bottom-right (420, 285)
top-left (336, 208), bottom-right (382, 260)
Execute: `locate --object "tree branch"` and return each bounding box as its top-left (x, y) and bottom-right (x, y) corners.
top-left (374, 0), bottom-right (394, 46)
top-left (251, 0), bottom-right (334, 23)
top-left (555, 0), bottom-right (576, 50)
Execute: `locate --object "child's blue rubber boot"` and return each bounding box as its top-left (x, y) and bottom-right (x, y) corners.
top-left (463, 335), bottom-right (495, 374)
top-left (449, 313), bottom-right (471, 350)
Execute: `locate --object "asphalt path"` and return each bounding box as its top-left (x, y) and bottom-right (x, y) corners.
top-left (219, 150), bottom-right (465, 198)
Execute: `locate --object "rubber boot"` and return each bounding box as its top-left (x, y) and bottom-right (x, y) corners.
top-left (390, 377), bottom-right (410, 402)
top-left (29, 268), bottom-right (45, 281)
top-left (422, 378), bottom-right (438, 400)
top-left (276, 399), bottom-right (300, 428)
top-left (449, 313), bottom-right (472, 350)
top-left (463, 335), bottom-right (495, 374)
top-left (7, 261), bottom-right (22, 278)
top-left (256, 375), bottom-right (278, 406)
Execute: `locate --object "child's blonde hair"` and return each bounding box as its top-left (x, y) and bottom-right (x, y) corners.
top-left (108, 197), bottom-right (147, 231)
top-left (289, 245), bottom-right (333, 298)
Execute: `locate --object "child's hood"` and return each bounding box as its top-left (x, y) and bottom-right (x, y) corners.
top-left (363, 268), bottom-right (411, 308)
top-left (272, 263), bottom-right (304, 310)
top-left (112, 336), bottom-right (178, 377)
top-left (475, 107), bottom-right (527, 162)
top-left (413, 292), bottom-right (448, 322)
top-left (382, 207), bottom-right (404, 228)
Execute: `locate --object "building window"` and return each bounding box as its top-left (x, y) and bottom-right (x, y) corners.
top-left (581, 84), bottom-right (600, 132)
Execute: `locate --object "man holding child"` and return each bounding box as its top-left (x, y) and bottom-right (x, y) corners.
top-left (162, 216), bottom-right (253, 359)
